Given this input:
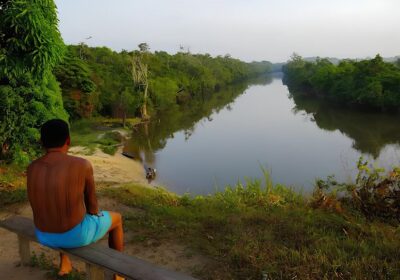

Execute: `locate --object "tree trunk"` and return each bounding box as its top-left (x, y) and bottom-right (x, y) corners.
top-left (142, 83), bottom-right (149, 120)
top-left (122, 111), bottom-right (126, 127)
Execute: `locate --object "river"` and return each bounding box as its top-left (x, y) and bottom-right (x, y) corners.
top-left (124, 73), bottom-right (400, 195)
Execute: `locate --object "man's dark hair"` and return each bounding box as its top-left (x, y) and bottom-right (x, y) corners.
top-left (40, 119), bottom-right (70, 148)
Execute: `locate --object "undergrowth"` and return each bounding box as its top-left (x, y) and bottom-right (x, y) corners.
top-left (0, 164), bottom-right (27, 209)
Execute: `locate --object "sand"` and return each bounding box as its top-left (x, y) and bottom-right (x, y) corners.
top-left (69, 146), bottom-right (146, 184)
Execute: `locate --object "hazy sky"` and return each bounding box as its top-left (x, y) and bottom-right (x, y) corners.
top-left (55, 0), bottom-right (400, 62)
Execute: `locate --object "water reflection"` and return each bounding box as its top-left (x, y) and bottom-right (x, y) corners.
top-left (291, 94), bottom-right (400, 158)
top-left (124, 75), bottom-right (273, 165)
top-left (124, 75), bottom-right (400, 194)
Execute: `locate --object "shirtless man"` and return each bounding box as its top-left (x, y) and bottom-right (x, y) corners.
top-left (27, 119), bottom-right (124, 280)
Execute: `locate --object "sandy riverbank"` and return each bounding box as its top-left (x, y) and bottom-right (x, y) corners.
top-left (69, 146), bottom-right (147, 185)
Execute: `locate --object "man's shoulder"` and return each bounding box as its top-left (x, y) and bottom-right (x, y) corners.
top-left (27, 154), bottom-right (92, 171)
top-left (66, 154), bottom-right (91, 168)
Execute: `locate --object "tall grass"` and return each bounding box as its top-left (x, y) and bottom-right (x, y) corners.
top-left (103, 171), bottom-right (400, 279)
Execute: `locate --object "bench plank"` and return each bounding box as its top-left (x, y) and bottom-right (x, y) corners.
top-left (0, 216), bottom-right (197, 280)
top-left (17, 234), bottom-right (31, 266)
top-left (86, 263), bottom-right (105, 280)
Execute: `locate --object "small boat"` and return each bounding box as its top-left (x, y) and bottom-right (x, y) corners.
top-left (122, 151), bottom-right (135, 159)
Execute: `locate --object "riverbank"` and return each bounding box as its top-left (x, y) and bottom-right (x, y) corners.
top-left (69, 117), bottom-right (147, 184)
top-left (1, 118), bottom-right (399, 279)
top-left (69, 146), bottom-right (146, 184)
top-left (1, 163), bottom-right (400, 279)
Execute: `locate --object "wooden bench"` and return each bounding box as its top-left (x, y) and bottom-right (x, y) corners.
top-left (0, 216), bottom-right (198, 280)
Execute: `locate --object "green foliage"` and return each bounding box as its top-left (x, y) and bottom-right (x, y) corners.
top-left (0, 0), bottom-right (65, 80)
top-left (54, 51), bottom-right (97, 119)
top-left (283, 54), bottom-right (400, 110)
top-left (0, 0), bottom-right (68, 162)
top-left (69, 118), bottom-right (136, 155)
top-left (0, 188), bottom-right (27, 207)
top-left (315, 158), bottom-right (400, 224)
top-left (0, 164), bottom-right (28, 208)
top-left (56, 45), bottom-right (272, 119)
top-left (64, 45), bottom-right (134, 117)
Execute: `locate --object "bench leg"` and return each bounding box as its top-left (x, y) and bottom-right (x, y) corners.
top-left (86, 263), bottom-right (105, 280)
top-left (17, 235), bottom-right (30, 266)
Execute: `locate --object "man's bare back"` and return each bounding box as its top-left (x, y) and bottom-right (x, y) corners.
top-left (27, 149), bottom-right (98, 233)
top-left (27, 119), bottom-right (124, 279)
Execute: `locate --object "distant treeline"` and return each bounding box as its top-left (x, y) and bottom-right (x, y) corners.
top-left (55, 45), bottom-right (272, 119)
top-left (283, 54), bottom-right (400, 111)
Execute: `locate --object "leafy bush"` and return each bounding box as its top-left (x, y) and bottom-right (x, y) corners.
top-left (313, 157), bottom-right (400, 224)
top-left (0, 0), bottom-right (68, 162)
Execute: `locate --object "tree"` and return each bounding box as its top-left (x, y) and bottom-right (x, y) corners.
top-left (0, 0), bottom-right (67, 162)
top-left (131, 47), bottom-right (150, 120)
top-left (138, 42), bottom-right (150, 53)
top-left (118, 87), bottom-right (137, 127)
top-left (283, 54), bottom-right (400, 110)
top-left (54, 52), bottom-right (97, 119)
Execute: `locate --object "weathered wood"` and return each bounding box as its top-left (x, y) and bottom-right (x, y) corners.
top-left (17, 234), bottom-right (31, 266)
top-left (86, 263), bottom-right (105, 280)
top-left (0, 216), bottom-right (197, 280)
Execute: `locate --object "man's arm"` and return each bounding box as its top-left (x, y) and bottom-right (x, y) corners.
top-left (84, 160), bottom-right (99, 215)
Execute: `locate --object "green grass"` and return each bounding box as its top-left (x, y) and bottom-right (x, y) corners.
top-left (69, 118), bottom-right (140, 155)
top-left (102, 176), bottom-right (400, 279)
top-left (0, 188), bottom-right (27, 208)
top-left (0, 164), bottom-right (27, 209)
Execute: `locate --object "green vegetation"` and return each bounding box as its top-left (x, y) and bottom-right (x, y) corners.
top-left (283, 54), bottom-right (400, 110)
top-left (0, 165), bottom-right (27, 209)
top-left (69, 118), bottom-right (140, 155)
top-left (103, 165), bottom-right (400, 279)
top-left (0, 0), bottom-right (68, 163)
top-left (55, 45), bottom-right (272, 121)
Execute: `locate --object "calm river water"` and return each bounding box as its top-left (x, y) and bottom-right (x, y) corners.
top-left (125, 74), bottom-right (400, 195)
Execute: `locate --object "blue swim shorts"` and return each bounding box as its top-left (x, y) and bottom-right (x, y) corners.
top-left (35, 211), bottom-right (112, 249)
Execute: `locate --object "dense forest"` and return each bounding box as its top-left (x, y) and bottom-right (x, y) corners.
top-left (0, 0), bottom-right (271, 163)
top-left (55, 44), bottom-right (272, 121)
top-left (283, 54), bottom-right (400, 110)
top-left (0, 0), bottom-right (68, 164)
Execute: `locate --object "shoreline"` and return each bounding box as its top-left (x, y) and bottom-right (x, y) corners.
top-left (69, 146), bottom-right (147, 185)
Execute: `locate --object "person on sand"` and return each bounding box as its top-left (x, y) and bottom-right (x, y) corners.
top-left (27, 119), bottom-right (124, 280)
